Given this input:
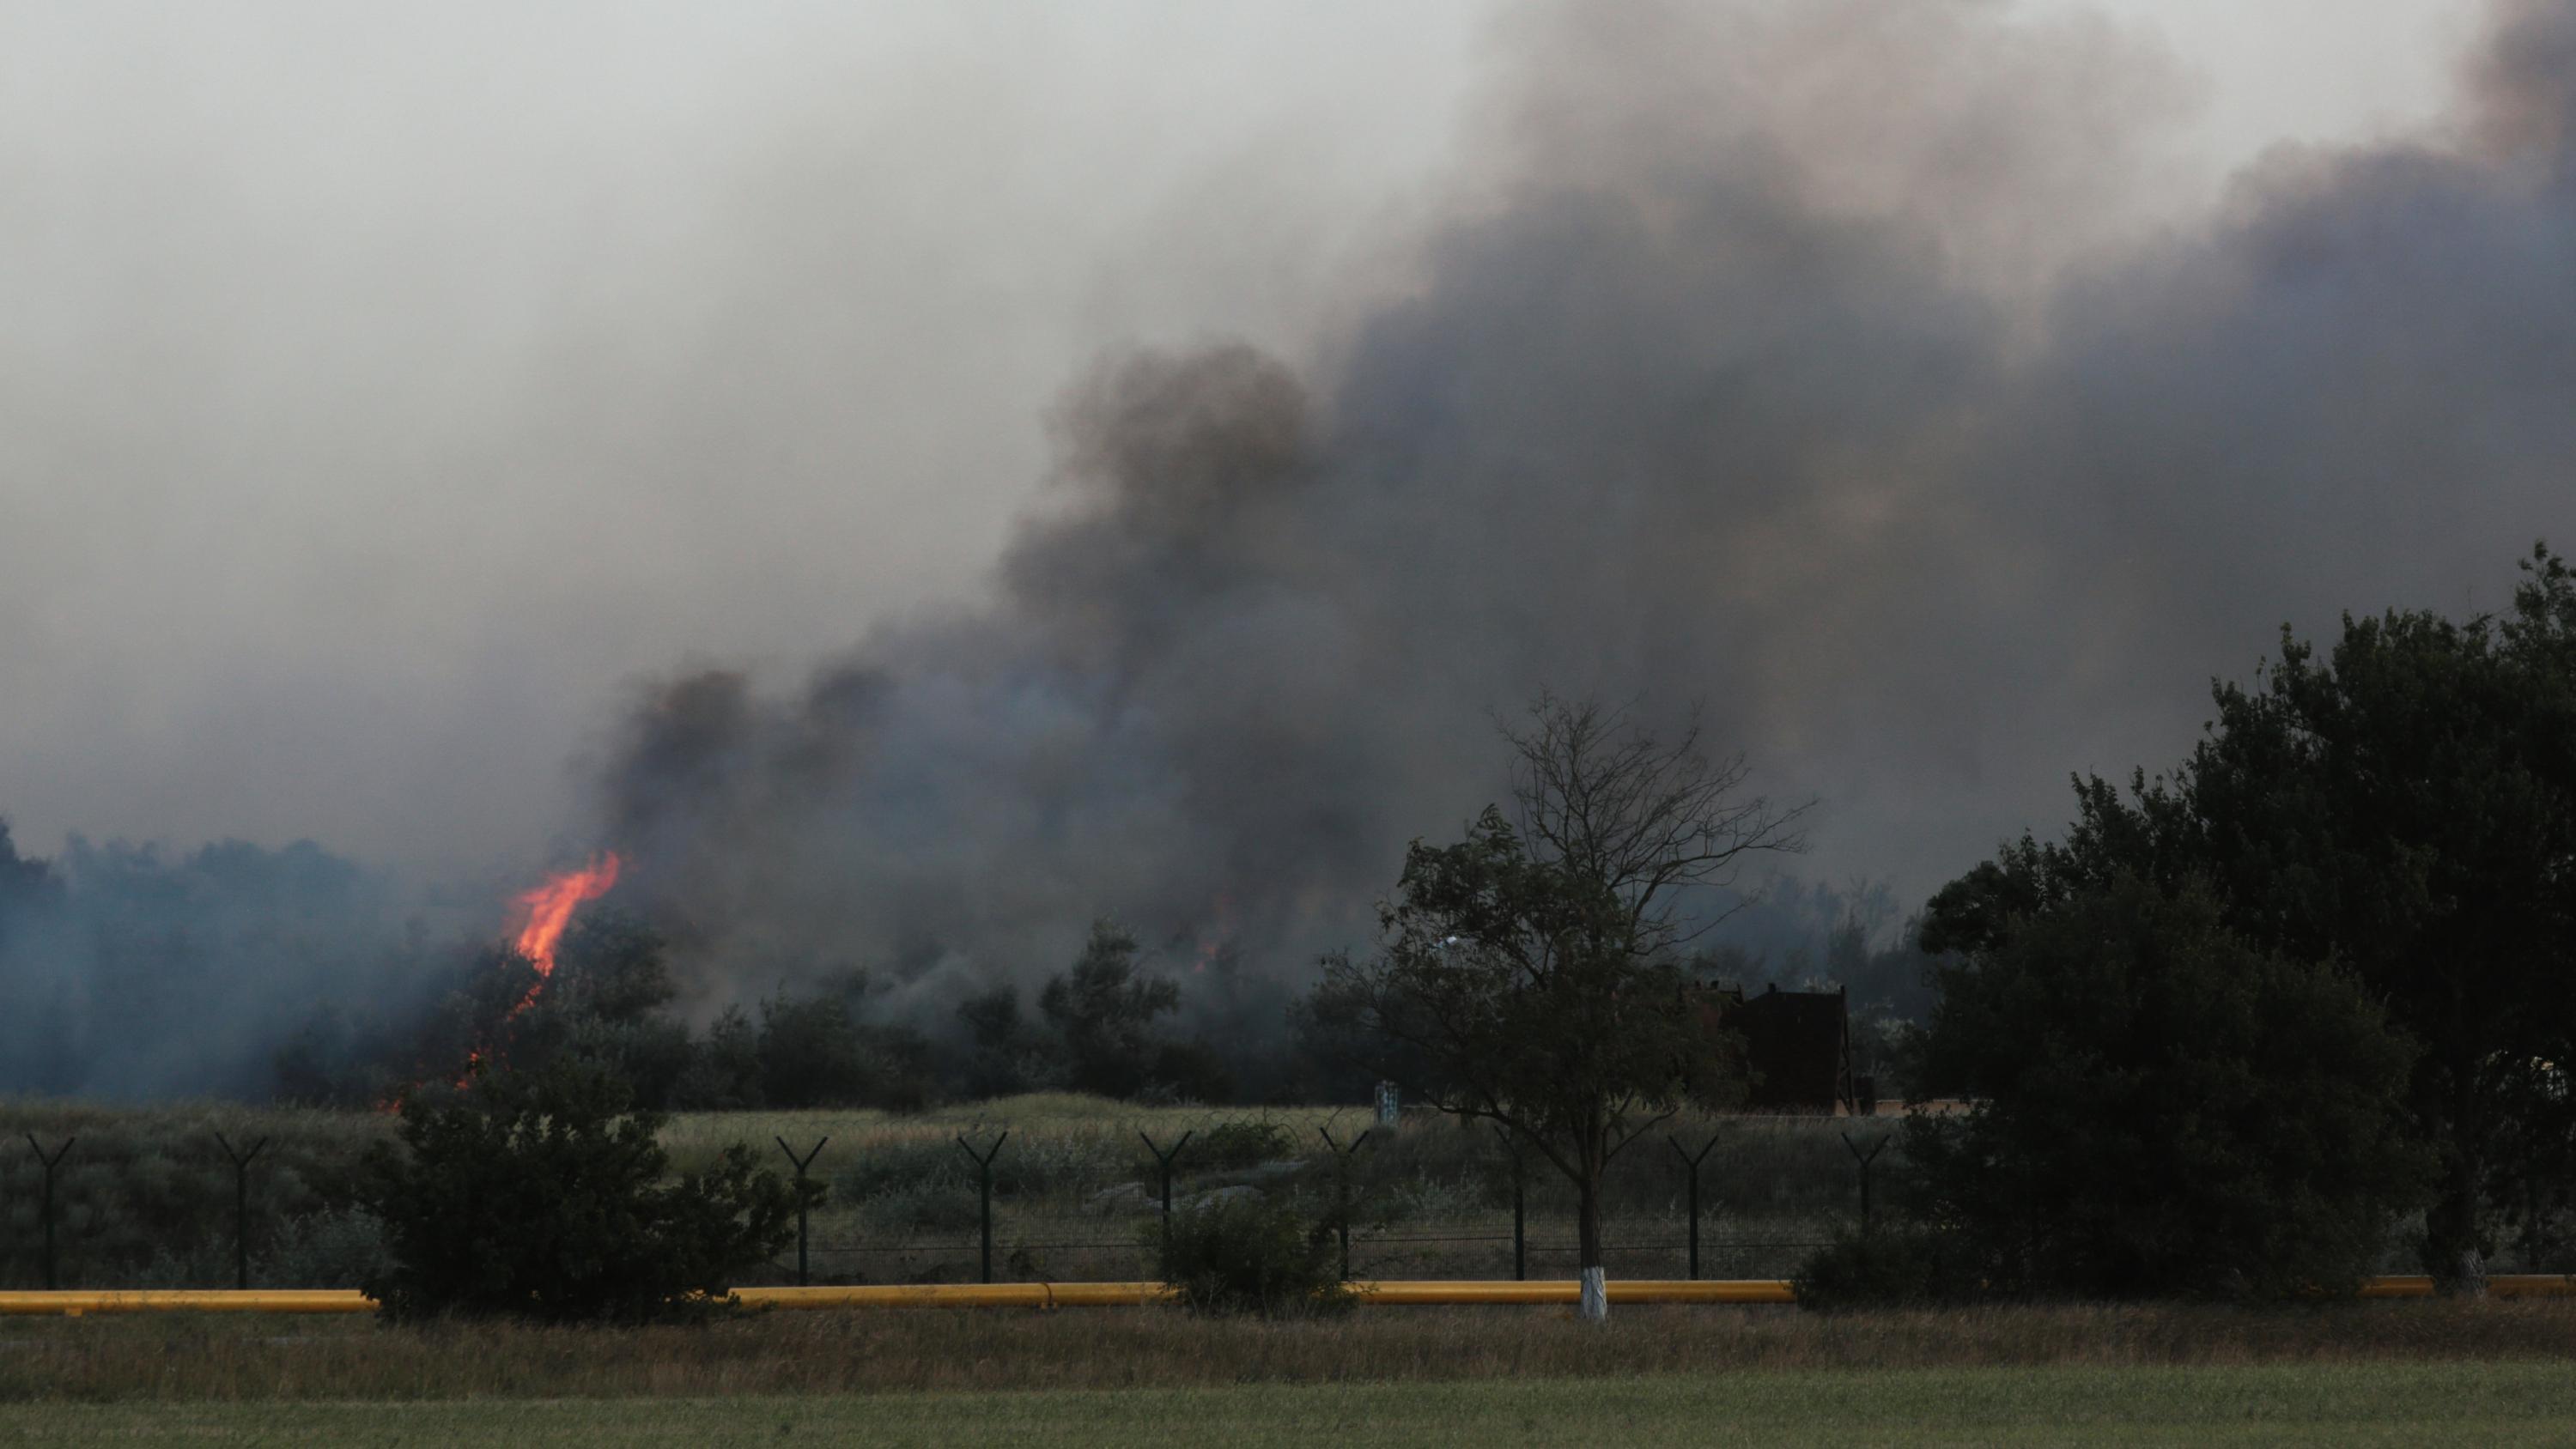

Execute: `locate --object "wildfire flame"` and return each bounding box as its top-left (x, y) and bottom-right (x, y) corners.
top-left (507, 852), bottom-right (621, 1018)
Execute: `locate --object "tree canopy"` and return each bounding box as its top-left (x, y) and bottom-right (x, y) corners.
top-left (1923, 544), bottom-right (2576, 1288)
top-left (1307, 694), bottom-right (1805, 1319)
top-left (1903, 873), bottom-right (2427, 1300)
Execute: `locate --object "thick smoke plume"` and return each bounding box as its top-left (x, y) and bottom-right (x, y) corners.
top-left (598, 1), bottom-right (2576, 1016)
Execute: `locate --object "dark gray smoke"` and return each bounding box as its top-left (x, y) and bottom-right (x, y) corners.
top-left (596, 1), bottom-right (2576, 1014)
top-left (0, 823), bottom-right (461, 1098)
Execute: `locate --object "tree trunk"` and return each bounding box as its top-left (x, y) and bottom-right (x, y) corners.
top-left (2426, 1141), bottom-right (2488, 1296)
top-left (2424, 1064), bottom-right (2488, 1297)
top-left (1577, 1171), bottom-right (1607, 1322)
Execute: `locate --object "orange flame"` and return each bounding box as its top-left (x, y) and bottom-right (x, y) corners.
top-left (507, 852), bottom-right (621, 1018)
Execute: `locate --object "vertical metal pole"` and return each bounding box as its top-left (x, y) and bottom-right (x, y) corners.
top-left (27, 1136), bottom-right (72, 1292)
top-left (1844, 1132), bottom-right (1887, 1240)
top-left (777, 1137), bottom-right (828, 1287)
top-left (1510, 1144), bottom-right (1526, 1280)
top-left (1670, 1134), bottom-right (1719, 1282)
top-left (215, 1133), bottom-right (268, 1292)
top-left (1337, 1153), bottom-right (1350, 1281)
top-left (954, 1133), bottom-right (1008, 1284)
top-left (1138, 1131), bottom-right (1191, 1259)
top-left (1687, 1157), bottom-right (1700, 1280)
top-left (1319, 1125), bottom-right (1373, 1282)
top-left (1493, 1125), bottom-right (1528, 1281)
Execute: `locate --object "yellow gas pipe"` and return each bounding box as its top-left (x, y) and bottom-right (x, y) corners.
top-left (3, 1276), bottom-right (2568, 1315)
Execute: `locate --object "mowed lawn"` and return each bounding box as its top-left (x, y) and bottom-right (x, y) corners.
top-left (9, 1364), bottom-right (2576, 1447)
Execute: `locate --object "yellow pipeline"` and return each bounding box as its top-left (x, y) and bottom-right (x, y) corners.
top-left (3, 1276), bottom-right (2569, 1315)
top-left (0, 1289), bottom-right (372, 1316)
top-left (736, 1282), bottom-right (1172, 1309)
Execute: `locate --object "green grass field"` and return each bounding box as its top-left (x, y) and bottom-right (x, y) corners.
top-left (8, 1364), bottom-right (2575, 1446)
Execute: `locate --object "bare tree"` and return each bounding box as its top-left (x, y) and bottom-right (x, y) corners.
top-left (1308, 693), bottom-right (1807, 1319)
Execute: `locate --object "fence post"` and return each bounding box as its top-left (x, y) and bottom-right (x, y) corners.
top-left (1843, 1131), bottom-right (1889, 1237)
top-left (213, 1132), bottom-right (269, 1291)
top-left (25, 1136), bottom-right (72, 1291)
top-left (1318, 1125), bottom-right (1374, 1282)
top-left (1138, 1130), bottom-right (1192, 1259)
top-left (1493, 1127), bottom-right (1525, 1281)
top-left (1668, 1134), bottom-right (1720, 1280)
top-left (954, 1132), bottom-right (1008, 1284)
top-left (775, 1137), bottom-right (829, 1287)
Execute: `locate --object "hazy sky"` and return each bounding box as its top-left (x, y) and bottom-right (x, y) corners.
top-left (0, 0), bottom-right (2488, 885)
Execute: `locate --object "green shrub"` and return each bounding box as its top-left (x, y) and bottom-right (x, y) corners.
top-left (1194, 1121), bottom-right (1297, 1171)
top-left (860, 1183), bottom-right (983, 1234)
top-left (1151, 1195), bottom-right (1351, 1317)
top-left (355, 1059), bottom-right (811, 1322)
top-left (1791, 1226), bottom-right (1979, 1312)
top-left (263, 1207), bottom-right (393, 1289)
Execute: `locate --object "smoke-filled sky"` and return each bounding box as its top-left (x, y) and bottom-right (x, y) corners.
top-left (4, 0), bottom-right (2567, 1007)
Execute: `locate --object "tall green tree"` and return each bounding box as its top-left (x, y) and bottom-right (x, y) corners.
top-left (1904, 873), bottom-right (2426, 1300)
top-left (1924, 545), bottom-right (2576, 1290)
top-left (1038, 920), bottom-right (1181, 1099)
top-left (1307, 694), bottom-right (1805, 1319)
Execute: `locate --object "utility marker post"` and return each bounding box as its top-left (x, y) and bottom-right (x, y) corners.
top-left (955, 1131), bottom-right (1009, 1283)
top-left (775, 1137), bottom-right (829, 1287)
top-left (1138, 1130), bottom-right (1193, 1258)
top-left (1319, 1125), bottom-right (1374, 1281)
top-left (26, 1136), bottom-right (72, 1291)
top-left (213, 1132), bottom-right (269, 1291)
top-left (1668, 1133), bottom-right (1721, 1281)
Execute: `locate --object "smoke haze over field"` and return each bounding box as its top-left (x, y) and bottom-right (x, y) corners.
top-left (4, 1), bottom-right (2573, 1068)
top-left (595, 0), bottom-right (2576, 1009)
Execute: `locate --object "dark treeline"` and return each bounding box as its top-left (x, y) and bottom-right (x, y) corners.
top-left (267, 902), bottom-right (1923, 1113)
top-left (0, 816), bottom-right (1922, 1110)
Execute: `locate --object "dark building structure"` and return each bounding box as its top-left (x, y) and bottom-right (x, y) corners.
top-left (1709, 984), bottom-right (1865, 1114)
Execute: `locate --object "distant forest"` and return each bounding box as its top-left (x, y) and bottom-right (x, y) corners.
top-left (0, 820), bottom-right (1929, 1107)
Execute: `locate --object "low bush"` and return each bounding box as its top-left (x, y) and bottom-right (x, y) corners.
top-left (1193, 1120), bottom-right (1298, 1171)
top-left (356, 1059), bottom-right (811, 1322)
top-left (1153, 1195), bottom-right (1352, 1317)
top-left (1790, 1226), bottom-right (1981, 1313)
top-left (860, 1183), bottom-right (984, 1235)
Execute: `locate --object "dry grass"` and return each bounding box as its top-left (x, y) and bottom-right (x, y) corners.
top-left (6, 1298), bottom-right (2576, 1404)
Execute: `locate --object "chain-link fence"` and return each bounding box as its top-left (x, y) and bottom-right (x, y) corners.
top-left (3, 1106), bottom-right (1910, 1290)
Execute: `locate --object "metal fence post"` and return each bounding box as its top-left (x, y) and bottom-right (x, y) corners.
top-left (1319, 1125), bottom-right (1374, 1282)
top-left (1138, 1131), bottom-right (1193, 1259)
top-left (1843, 1131), bottom-right (1888, 1237)
top-left (954, 1132), bottom-right (1008, 1283)
top-left (26, 1136), bottom-right (72, 1291)
top-left (1668, 1134), bottom-right (1720, 1281)
top-left (213, 1132), bottom-right (269, 1291)
top-left (775, 1137), bottom-right (829, 1287)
